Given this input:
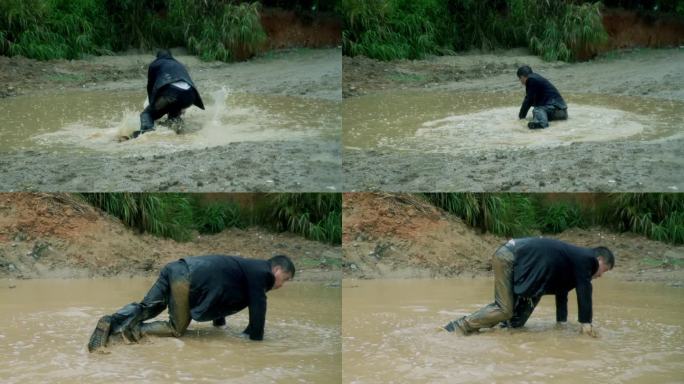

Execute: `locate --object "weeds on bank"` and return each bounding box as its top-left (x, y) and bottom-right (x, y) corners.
top-left (341, 0), bottom-right (609, 62)
top-left (78, 193), bottom-right (341, 245)
top-left (0, 0), bottom-right (287, 62)
top-left (423, 193), bottom-right (684, 245)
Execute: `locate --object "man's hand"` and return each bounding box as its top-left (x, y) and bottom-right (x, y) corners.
top-left (580, 323), bottom-right (598, 338)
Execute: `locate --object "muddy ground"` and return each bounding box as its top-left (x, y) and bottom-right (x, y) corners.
top-left (342, 193), bottom-right (684, 286)
top-left (343, 48), bottom-right (684, 192)
top-left (0, 193), bottom-right (341, 284)
top-left (0, 48), bottom-right (341, 192)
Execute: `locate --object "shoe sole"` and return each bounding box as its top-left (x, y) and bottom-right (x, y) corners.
top-left (87, 315), bottom-right (112, 353)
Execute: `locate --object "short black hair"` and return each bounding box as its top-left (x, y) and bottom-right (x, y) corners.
top-left (269, 254), bottom-right (295, 278)
top-left (517, 65), bottom-right (533, 78)
top-left (593, 246), bottom-right (615, 269)
top-left (156, 49), bottom-right (172, 59)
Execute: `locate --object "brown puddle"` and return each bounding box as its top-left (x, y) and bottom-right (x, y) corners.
top-left (342, 278), bottom-right (684, 383)
top-left (343, 91), bottom-right (684, 153)
top-left (0, 89), bottom-right (340, 155)
top-left (0, 278), bottom-right (341, 383)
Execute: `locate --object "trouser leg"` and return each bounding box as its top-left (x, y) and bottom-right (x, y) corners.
top-left (139, 261), bottom-right (191, 337)
top-left (502, 295), bottom-right (542, 328)
top-left (550, 107), bottom-right (568, 121)
top-left (110, 261), bottom-right (187, 340)
top-left (531, 106), bottom-right (551, 128)
top-left (458, 246), bottom-right (515, 333)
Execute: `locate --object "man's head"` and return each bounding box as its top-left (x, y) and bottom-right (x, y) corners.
top-left (156, 49), bottom-right (172, 59)
top-left (269, 254), bottom-right (295, 289)
top-left (592, 246), bottom-right (614, 279)
top-left (517, 65), bottom-right (533, 85)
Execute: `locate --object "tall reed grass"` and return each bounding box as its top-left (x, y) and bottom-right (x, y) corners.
top-left (342, 0), bottom-right (610, 62)
top-left (79, 193), bottom-right (341, 245)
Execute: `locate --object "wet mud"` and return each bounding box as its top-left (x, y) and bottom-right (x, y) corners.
top-left (0, 48), bottom-right (341, 192)
top-left (343, 48), bottom-right (684, 192)
top-left (342, 278), bottom-right (684, 383)
top-left (0, 279), bottom-right (341, 383)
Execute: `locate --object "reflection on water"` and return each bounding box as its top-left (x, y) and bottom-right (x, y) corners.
top-left (343, 91), bottom-right (684, 153)
top-left (0, 279), bottom-right (341, 384)
top-left (342, 278), bottom-right (684, 383)
top-left (0, 88), bottom-right (340, 155)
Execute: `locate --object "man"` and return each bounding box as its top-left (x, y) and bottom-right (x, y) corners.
top-left (132, 50), bottom-right (205, 138)
top-left (87, 254), bottom-right (295, 352)
top-left (443, 237), bottom-right (614, 337)
top-left (517, 65), bottom-right (568, 129)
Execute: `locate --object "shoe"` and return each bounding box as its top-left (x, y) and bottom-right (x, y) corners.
top-left (131, 128), bottom-right (155, 139)
top-left (528, 122), bottom-right (547, 129)
top-left (443, 318), bottom-right (468, 335)
top-left (88, 315), bottom-right (112, 352)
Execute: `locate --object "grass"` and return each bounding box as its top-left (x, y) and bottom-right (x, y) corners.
top-left (599, 194), bottom-right (684, 245)
top-left (341, 0), bottom-right (610, 62)
top-left (78, 193), bottom-right (341, 245)
top-left (259, 193), bottom-right (342, 245)
top-left (423, 193), bottom-right (684, 245)
top-left (0, 0), bottom-right (297, 62)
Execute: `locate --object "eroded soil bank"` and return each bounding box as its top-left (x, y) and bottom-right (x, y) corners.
top-left (342, 193), bottom-right (684, 286)
top-left (0, 193), bottom-right (341, 283)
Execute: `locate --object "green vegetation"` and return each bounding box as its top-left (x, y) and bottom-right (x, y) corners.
top-left (341, 0), bottom-right (609, 62)
top-left (0, 0), bottom-right (328, 62)
top-left (79, 193), bottom-right (341, 245)
top-left (600, 194), bottom-right (684, 245)
top-left (423, 193), bottom-right (684, 244)
top-left (260, 193), bottom-right (342, 245)
top-left (80, 193), bottom-right (195, 242)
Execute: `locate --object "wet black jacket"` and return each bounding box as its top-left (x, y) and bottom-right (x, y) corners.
top-left (182, 255), bottom-right (275, 340)
top-left (508, 238), bottom-right (598, 323)
top-left (518, 73), bottom-right (566, 118)
top-left (147, 53), bottom-right (205, 110)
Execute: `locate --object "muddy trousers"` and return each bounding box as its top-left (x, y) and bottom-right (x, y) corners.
top-left (140, 85), bottom-right (196, 131)
top-left (457, 246), bottom-right (515, 333)
top-left (532, 105), bottom-right (568, 128)
top-left (110, 260), bottom-right (192, 339)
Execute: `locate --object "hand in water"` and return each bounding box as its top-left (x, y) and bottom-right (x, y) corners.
top-left (580, 323), bottom-right (598, 338)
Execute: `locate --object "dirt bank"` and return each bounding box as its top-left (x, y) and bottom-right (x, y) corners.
top-left (0, 48), bottom-right (341, 192)
top-left (342, 193), bottom-right (684, 286)
top-left (0, 193), bottom-right (341, 283)
top-left (343, 48), bottom-right (684, 192)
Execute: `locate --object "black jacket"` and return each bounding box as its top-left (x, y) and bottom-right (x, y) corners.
top-left (147, 53), bottom-right (205, 110)
top-left (182, 255), bottom-right (275, 340)
top-left (509, 238), bottom-right (598, 323)
top-left (519, 73), bottom-right (566, 118)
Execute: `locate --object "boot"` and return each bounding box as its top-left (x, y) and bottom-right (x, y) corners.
top-left (87, 315), bottom-right (113, 352)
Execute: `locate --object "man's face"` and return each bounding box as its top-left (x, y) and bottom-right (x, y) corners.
top-left (272, 266), bottom-right (293, 290)
top-left (592, 257), bottom-right (612, 279)
top-left (518, 76), bottom-right (527, 86)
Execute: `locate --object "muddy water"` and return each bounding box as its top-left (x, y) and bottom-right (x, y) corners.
top-left (343, 91), bottom-right (684, 153)
top-left (0, 279), bottom-right (341, 383)
top-left (342, 278), bottom-right (684, 383)
top-left (0, 89), bottom-right (340, 155)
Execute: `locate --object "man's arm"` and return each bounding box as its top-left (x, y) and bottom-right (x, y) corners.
top-left (146, 61), bottom-right (157, 99)
top-left (243, 281), bottom-right (267, 341)
top-left (555, 291), bottom-right (568, 322)
top-left (576, 274), bottom-right (593, 326)
top-left (519, 93), bottom-right (532, 119)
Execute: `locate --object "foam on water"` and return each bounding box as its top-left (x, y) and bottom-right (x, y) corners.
top-left (343, 91), bottom-right (684, 153)
top-left (1, 88), bottom-right (337, 155)
top-left (342, 278), bottom-right (684, 383)
top-left (0, 279), bottom-right (341, 384)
